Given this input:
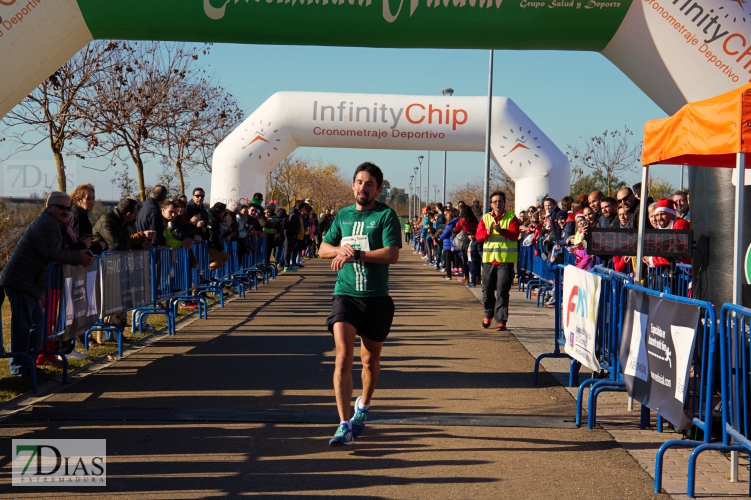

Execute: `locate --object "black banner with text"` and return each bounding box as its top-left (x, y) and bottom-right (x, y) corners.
top-left (620, 289), bottom-right (701, 430)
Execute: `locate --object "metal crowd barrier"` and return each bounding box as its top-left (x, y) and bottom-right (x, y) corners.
top-left (624, 284), bottom-right (717, 494)
top-left (532, 264), bottom-right (579, 387)
top-left (0, 285), bottom-right (38, 392)
top-left (646, 264), bottom-right (692, 298)
top-left (575, 265), bottom-right (633, 428)
top-left (85, 250), bottom-right (150, 357)
top-left (669, 303), bottom-right (751, 498)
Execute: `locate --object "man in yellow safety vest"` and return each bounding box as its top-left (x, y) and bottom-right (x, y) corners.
top-left (475, 191), bottom-right (521, 331)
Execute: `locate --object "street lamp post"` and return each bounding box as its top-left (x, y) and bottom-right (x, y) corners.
top-left (433, 184), bottom-right (439, 202)
top-left (409, 175), bottom-right (414, 220)
top-left (417, 155), bottom-right (430, 210)
top-left (441, 87), bottom-right (453, 207)
top-left (413, 166), bottom-right (419, 215)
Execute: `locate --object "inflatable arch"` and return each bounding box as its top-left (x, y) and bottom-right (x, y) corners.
top-left (3, 0), bottom-right (751, 120)
top-left (210, 92), bottom-right (568, 211)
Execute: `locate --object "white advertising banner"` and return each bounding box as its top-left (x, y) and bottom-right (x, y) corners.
top-left (562, 266), bottom-right (602, 372)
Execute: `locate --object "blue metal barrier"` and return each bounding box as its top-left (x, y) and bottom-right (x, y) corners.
top-left (532, 264), bottom-right (579, 387)
top-left (678, 303), bottom-right (751, 498)
top-left (574, 266), bottom-right (633, 428)
top-left (646, 264), bottom-right (692, 298)
top-left (0, 286), bottom-right (38, 392)
top-left (132, 247), bottom-right (179, 335)
top-left (84, 251), bottom-right (138, 358)
top-left (631, 285), bottom-right (717, 494)
top-left (36, 263), bottom-right (73, 383)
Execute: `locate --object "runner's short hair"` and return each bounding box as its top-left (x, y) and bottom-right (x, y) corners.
top-left (353, 162), bottom-right (384, 188)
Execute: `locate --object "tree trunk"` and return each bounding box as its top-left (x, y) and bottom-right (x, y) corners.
top-left (175, 160), bottom-right (185, 196)
top-left (135, 154), bottom-right (146, 201)
top-left (53, 149), bottom-right (66, 192)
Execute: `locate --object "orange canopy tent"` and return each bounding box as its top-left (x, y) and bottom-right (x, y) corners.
top-left (639, 83), bottom-right (750, 304)
top-left (642, 82), bottom-right (751, 168)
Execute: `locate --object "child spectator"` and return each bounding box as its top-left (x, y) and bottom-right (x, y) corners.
top-left (467, 230), bottom-right (481, 288)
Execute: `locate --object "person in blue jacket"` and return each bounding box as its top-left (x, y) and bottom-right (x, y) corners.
top-left (439, 208), bottom-right (460, 280)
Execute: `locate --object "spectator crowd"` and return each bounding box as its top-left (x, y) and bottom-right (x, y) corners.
top-left (0, 183), bottom-right (338, 377)
top-left (407, 186), bottom-right (691, 309)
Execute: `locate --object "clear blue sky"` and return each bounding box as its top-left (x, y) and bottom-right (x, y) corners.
top-left (2, 43), bottom-right (683, 202)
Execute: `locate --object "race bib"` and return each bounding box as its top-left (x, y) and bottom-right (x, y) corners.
top-left (341, 235), bottom-right (370, 251)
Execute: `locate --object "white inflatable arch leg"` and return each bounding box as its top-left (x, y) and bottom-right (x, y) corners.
top-left (210, 92), bottom-right (569, 213)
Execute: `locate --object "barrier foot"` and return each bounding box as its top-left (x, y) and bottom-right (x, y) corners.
top-left (687, 443), bottom-right (745, 498)
top-left (640, 404), bottom-right (650, 429)
top-left (575, 378), bottom-right (599, 427)
top-left (654, 439), bottom-right (703, 493)
top-left (588, 382), bottom-right (626, 429)
top-left (569, 359), bottom-right (580, 387)
top-left (532, 351), bottom-right (568, 386)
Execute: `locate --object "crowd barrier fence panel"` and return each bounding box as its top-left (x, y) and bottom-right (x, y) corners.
top-left (86, 250), bottom-right (152, 357)
top-left (132, 247), bottom-right (180, 335)
top-left (532, 264), bottom-right (579, 387)
top-left (622, 284), bottom-right (717, 494)
top-left (239, 237), bottom-right (264, 288)
top-left (190, 242), bottom-right (227, 309)
top-left (646, 264), bottom-right (692, 298)
top-left (0, 282), bottom-right (39, 393)
top-left (679, 303), bottom-right (751, 497)
top-left (575, 266), bottom-right (633, 428)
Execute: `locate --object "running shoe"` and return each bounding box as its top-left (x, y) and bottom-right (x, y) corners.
top-left (284, 266), bottom-right (298, 272)
top-left (482, 317), bottom-right (491, 329)
top-left (350, 396), bottom-right (369, 437)
top-left (67, 349), bottom-right (88, 359)
top-left (442, 276), bottom-right (452, 280)
top-left (497, 322), bottom-right (507, 331)
top-left (328, 423), bottom-right (354, 447)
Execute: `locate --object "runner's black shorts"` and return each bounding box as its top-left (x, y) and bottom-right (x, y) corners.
top-left (325, 295), bottom-right (395, 343)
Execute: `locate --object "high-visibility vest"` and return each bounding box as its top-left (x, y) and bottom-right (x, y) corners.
top-left (481, 211), bottom-right (518, 264)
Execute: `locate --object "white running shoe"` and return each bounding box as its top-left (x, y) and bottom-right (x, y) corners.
top-left (66, 349), bottom-right (88, 360)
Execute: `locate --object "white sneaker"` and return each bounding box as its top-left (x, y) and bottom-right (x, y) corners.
top-left (66, 349), bottom-right (88, 360)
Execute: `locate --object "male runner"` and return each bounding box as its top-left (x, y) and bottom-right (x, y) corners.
top-left (319, 162), bottom-right (402, 447)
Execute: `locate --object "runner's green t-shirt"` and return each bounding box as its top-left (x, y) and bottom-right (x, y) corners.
top-left (323, 201), bottom-right (402, 297)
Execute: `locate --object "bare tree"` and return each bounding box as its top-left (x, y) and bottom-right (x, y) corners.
top-left (1, 41), bottom-right (116, 192)
top-left (160, 79), bottom-right (242, 194)
top-left (77, 42), bottom-right (208, 200)
top-left (566, 127), bottom-right (642, 197)
top-left (449, 164), bottom-right (515, 212)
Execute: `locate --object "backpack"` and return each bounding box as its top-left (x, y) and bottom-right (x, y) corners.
top-left (453, 231), bottom-right (468, 251)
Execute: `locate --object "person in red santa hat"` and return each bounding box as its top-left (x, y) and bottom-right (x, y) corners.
top-left (642, 197), bottom-right (690, 268)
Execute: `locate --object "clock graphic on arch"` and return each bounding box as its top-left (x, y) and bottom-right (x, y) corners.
top-left (239, 119), bottom-right (283, 163)
top-left (498, 126), bottom-right (544, 168)
top-left (718, 0), bottom-right (747, 23)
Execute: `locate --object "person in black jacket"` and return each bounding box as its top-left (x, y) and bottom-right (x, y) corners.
top-left (0, 192), bottom-right (93, 376)
top-left (284, 201), bottom-right (308, 270)
top-left (207, 202), bottom-right (229, 270)
top-left (136, 185), bottom-right (168, 247)
top-left (68, 183), bottom-right (104, 254)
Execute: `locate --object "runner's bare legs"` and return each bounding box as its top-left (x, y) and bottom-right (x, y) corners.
top-left (359, 335), bottom-right (382, 406)
top-left (332, 321), bottom-right (383, 422)
top-left (332, 321), bottom-right (356, 423)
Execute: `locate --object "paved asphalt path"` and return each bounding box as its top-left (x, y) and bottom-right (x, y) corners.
top-left (0, 248), bottom-right (668, 499)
